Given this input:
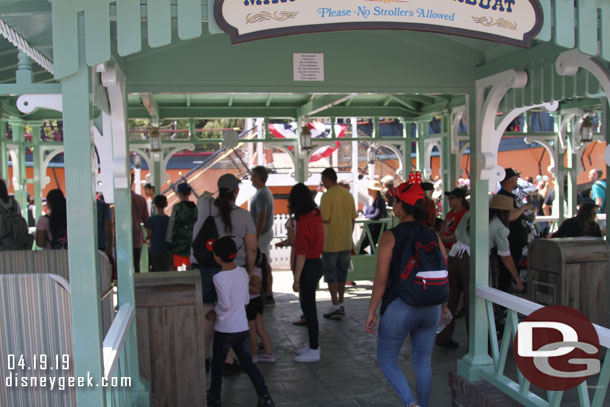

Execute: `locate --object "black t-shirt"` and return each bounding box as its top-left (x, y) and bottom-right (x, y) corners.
top-left (146, 214), bottom-right (170, 255)
top-left (552, 217), bottom-right (602, 238)
top-left (497, 189), bottom-right (529, 255)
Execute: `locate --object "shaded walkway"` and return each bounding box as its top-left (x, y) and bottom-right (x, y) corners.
top-left (213, 270), bottom-right (464, 406)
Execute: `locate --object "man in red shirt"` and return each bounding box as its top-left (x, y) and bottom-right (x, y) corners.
top-left (440, 187), bottom-right (469, 250)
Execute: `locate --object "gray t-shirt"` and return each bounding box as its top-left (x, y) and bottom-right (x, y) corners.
top-left (192, 197), bottom-right (256, 266)
top-left (454, 212), bottom-right (511, 257)
top-left (250, 186), bottom-right (274, 234)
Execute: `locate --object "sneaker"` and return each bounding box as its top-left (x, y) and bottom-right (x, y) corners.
top-left (338, 305), bottom-right (345, 316)
top-left (257, 394), bottom-right (275, 407)
top-left (207, 391), bottom-right (222, 407)
top-left (323, 308), bottom-right (343, 320)
top-left (294, 346), bottom-right (321, 363)
top-left (296, 343), bottom-right (310, 355)
top-left (258, 353), bottom-right (276, 363)
top-left (252, 355), bottom-right (259, 363)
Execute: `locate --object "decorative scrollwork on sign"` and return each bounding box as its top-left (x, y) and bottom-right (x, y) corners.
top-left (246, 11), bottom-right (299, 24)
top-left (472, 16), bottom-right (517, 30)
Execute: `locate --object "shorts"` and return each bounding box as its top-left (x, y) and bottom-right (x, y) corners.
top-left (258, 228), bottom-right (274, 263)
top-left (322, 250), bottom-right (351, 283)
top-left (246, 296), bottom-right (264, 321)
top-left (173, 255), bottom-right (191, 268)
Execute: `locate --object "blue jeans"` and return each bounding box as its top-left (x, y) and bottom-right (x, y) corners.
top-left (209, 330), bottom-right (269, 398)
top-left (377, 299), bottom-right (441, 407)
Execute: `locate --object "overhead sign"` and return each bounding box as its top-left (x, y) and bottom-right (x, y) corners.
top-left (214, 0), bottom-right (543, 47)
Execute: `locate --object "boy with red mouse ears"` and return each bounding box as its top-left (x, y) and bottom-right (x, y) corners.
top-left (206, 236), bottom-right (275, 407)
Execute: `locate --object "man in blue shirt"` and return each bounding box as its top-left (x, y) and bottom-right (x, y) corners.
top-left (589, 168), bottom-right (606, 231)
top-left (589, 168), bottom-right (606, 212)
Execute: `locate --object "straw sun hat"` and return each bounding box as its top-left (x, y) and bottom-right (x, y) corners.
top-left (489, 194), bottom-right (514, 211)
top-left (367, 180), bottom-right (383, 191)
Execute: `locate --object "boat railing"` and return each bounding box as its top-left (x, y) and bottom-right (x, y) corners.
top-left (473, 285), bottom-right (610, 407)
top-left (102, 303), bottom-right (135, 407)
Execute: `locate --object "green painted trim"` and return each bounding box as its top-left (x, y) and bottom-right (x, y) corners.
top-left (0, 120), bottom-right (6, 180)
top-left (60, 25), bottom-right (105, 405)
top-left (0, 83), bottom-right (61, 95)
top-left (458, 93), bottom-right (494, 380)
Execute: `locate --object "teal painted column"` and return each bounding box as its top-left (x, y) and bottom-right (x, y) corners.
top-left (458, 93), bottom-right (494, 381)
top-left (9, 119), bottom-right (27, 214)
top-left (0, 119), bottom-right (6, 181)
top-left (60, 20), bottom-right (105, 406)
top-left (30, 121), bottom-right (43, 222)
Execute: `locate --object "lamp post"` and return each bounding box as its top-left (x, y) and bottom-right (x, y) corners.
top-left (581, 116), bottom-right (594, 142)
top-left (150, 127), bottom-right (162, 152)
top-left (300, 124), bottom-right (312, 151)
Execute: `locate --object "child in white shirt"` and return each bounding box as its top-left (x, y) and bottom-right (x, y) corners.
top-left (206, 236), bottom-right (274, 407)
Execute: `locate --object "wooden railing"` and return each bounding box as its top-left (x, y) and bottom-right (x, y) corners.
top-left (102, 303), bottom-right (135, 407)
top-left (475, 286), bottom-right (610, 407)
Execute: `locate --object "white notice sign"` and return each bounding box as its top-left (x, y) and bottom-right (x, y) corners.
top-left (293, 53), bottom-right (324, 82)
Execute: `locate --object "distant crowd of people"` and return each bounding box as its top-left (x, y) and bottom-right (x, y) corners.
top-left (0, 164), bottom-right (606, 407)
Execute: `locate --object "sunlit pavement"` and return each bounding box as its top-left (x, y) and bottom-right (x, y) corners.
top-left (214, 269), bottom-right (464, 406)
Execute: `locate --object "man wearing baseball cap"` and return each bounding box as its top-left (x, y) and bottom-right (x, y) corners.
top-left (496, 168), bottom-right (534, 294)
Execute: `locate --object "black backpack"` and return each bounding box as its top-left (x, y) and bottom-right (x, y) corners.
top-left (0, 198), bottom-right (32, 250)
top-left (387, 222), bottom-right (448, 307)
top-left (192, 198), bottom-right (219, 268)
top-left (46, 214), bottom-right (68, 249)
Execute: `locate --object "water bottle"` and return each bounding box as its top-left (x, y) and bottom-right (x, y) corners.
top-left (437, 310), bottom-right (453, 334)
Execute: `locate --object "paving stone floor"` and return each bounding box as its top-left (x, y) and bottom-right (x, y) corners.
top-left (212, 270), bottom-right (468, 406)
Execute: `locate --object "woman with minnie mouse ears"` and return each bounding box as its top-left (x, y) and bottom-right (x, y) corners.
top-left (366, 172), bottom-right (449, 407)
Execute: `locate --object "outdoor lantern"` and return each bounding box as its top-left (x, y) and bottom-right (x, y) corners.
top-left (581, 116), bottom-right (594, 142)
top-left (300, 125), bottom-right (312, 150)
top-left (368, 145), bottom-right (376, 163)
top-left (150, 127), bottom-right (162, 152)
